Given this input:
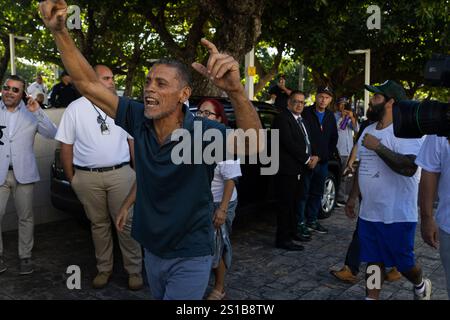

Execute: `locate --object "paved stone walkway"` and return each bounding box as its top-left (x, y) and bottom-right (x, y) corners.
top-left (0, 206), bottom-right (447, 300)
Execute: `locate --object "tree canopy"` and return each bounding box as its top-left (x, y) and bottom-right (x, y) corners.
top-left (1, 0), bottom-right (450, 100)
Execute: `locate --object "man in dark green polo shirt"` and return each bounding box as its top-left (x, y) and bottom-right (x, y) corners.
top-left (40, 0), bottom-right (262, 300)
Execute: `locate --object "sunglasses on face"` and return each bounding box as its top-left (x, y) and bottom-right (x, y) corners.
top-left (196, 110), bottom-right (217, 117)
top-left (2, 85), bottom-right (21, 93)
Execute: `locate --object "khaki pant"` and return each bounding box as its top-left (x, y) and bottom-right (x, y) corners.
top-left (71, 165), bottom-right (142, 274)
top-left (0, 170), bottom-right (34, 259)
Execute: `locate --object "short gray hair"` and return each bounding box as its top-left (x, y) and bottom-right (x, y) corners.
top-left (152, 59), bottom-right (192, 87)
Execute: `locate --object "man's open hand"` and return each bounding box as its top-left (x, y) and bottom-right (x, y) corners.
top-left (192, 39), bottom-right (243, 94)
top-left (26, 96), bottom-right (40, 113)
top-left (39, 0), bottom-right (68, 32)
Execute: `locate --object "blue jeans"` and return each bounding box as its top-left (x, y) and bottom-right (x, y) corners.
top-left (144, 249), bottom-right (213, 300)
top-left (439, 228), bottom-right (450, 299)
top-left (297, 162), bottom-right (328, 226)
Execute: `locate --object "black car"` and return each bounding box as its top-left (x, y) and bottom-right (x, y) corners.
top-left (50, 97), bottom-right (341, 218)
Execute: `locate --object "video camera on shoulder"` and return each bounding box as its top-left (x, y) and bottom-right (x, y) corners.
top-left (393, 54), bottom-right (450, 138)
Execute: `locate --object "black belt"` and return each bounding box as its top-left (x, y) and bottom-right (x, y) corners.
top-left (74, 162), bottom-right (129, 172)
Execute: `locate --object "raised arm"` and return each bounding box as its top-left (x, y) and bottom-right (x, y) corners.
top-left (26, 97), bottom-right (57, 138)
top-left (192, 39), bottom-right (263, 154)
top-left (39, 0), bottom-right (118, 118)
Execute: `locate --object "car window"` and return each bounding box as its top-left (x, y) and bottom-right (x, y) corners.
top-left (258, 110), bottom-right (278, 129)
top-left (188, 96), bottom-right (279, 129)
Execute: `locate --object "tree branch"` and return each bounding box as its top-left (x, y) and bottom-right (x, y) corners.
top-left (184, 10), bottom-right (208, 62)
top-left (254, 44), bottom-right (284, 94)
top-left (145, 5), bottom-right (182, 58)
top-left (0, 35), bottom-right (11, 82)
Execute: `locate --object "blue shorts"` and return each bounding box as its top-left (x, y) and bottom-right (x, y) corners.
top-left (358, 218), bottom-right (417, 272)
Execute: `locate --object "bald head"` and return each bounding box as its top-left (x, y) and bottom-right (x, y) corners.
top-left (94, 65), bottom-right (116, 94)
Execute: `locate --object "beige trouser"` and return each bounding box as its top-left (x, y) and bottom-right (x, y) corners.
top-left (0, 170), bottom-right (34, 259)
top-left (71, 165), bottom-right (142, 274)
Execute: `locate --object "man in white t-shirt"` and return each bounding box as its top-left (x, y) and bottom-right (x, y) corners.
top-left (345, 80), bottom-right (430, 300)
top-left (416, 135), bottom-right (450, 299)
top-left (27, 73), bottom-right (48, 105)
top-left (55, 65), bottom-right (143, 291)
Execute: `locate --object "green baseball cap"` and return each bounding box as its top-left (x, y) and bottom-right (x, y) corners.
top-left (364, 80), bottom-right (407, 102)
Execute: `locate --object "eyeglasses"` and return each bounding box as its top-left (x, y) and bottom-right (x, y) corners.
top-left (291, 99), bottom-right (305, 105)
top-left (2, 85), bottom-right (21, 93)
top-left (196, 110), bottom-right (217, 117)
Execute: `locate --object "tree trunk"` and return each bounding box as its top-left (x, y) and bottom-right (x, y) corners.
top-left (124, 44), bottom-right (142, 97)
top-left (192, 0), bottom-right (265, 96)
top-left (0, 36), bottom-right (10, 82)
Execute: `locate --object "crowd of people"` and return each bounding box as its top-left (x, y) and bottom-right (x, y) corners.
top-left (0, 0), bottom-right (449, 301)
top-left (23, 70), bottom-right (81, 110)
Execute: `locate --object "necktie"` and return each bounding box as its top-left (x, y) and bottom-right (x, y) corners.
top-left (297, 117), bottom-right (311, 156)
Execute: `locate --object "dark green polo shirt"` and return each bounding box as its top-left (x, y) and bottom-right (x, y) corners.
top-left (115, 97), bottom-right (227, 258)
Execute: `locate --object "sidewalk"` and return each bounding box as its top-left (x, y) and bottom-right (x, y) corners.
top-left (0, 207), bottom-right (447, 300)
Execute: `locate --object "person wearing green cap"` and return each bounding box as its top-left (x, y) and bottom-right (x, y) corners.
top-left (344, 80), bottom-right (431, 300)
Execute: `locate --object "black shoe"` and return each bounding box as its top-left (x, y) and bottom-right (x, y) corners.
top-left (19, 258), bottom-right (34, 275)
top-left (292, 233), bottom-right (311, 242)
top-left (306, 221), bottom-right (328, 234)
top-left (318, 210), bottom-right (332, 220)
top-left (298, 224), bottom-right (312, 238)
top-left (275, 241), bottom-right (304, 251)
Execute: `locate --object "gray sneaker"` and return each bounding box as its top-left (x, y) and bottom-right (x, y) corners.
top-left (19, 258), bottom-right (34, 275)
top-left (0, 257), bottom-right (7, 274)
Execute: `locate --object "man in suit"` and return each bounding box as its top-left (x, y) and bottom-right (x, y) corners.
top-left (0, 75), bottom-right (57, 275)
top-left (272, 90), bottom-right (319, 251)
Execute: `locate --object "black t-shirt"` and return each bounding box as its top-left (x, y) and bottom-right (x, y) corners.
top-left (269, 85), bottom-right (290, 109)
top-left (115, 97), bottom-right (228, 258)
top-left (49, 82), bottom-right (81, 108)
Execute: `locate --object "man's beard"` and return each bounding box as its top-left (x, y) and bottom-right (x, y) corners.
top-left (144, 103), bottom-right (179, 120)
top-left (366, 102), bottom-right (386, 122)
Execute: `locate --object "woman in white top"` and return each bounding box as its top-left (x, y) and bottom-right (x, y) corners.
top-left (196, 98), bottom-right (241, 300)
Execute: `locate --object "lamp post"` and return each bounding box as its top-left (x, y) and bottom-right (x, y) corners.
top-left (245, 48), bottom-right (255, 100)
top-left (349, 49), bottom-right (371, 117)
top-left (9, 33), bottom-right (31, 75)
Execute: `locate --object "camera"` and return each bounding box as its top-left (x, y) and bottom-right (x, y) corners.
top-left (393, 54), bottom-right (450, 138)
top-left (393, 100), bottom-right (449, 138)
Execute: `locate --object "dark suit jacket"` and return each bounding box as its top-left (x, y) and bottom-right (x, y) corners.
top-left (271, 108), bottom-right (312, 175)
